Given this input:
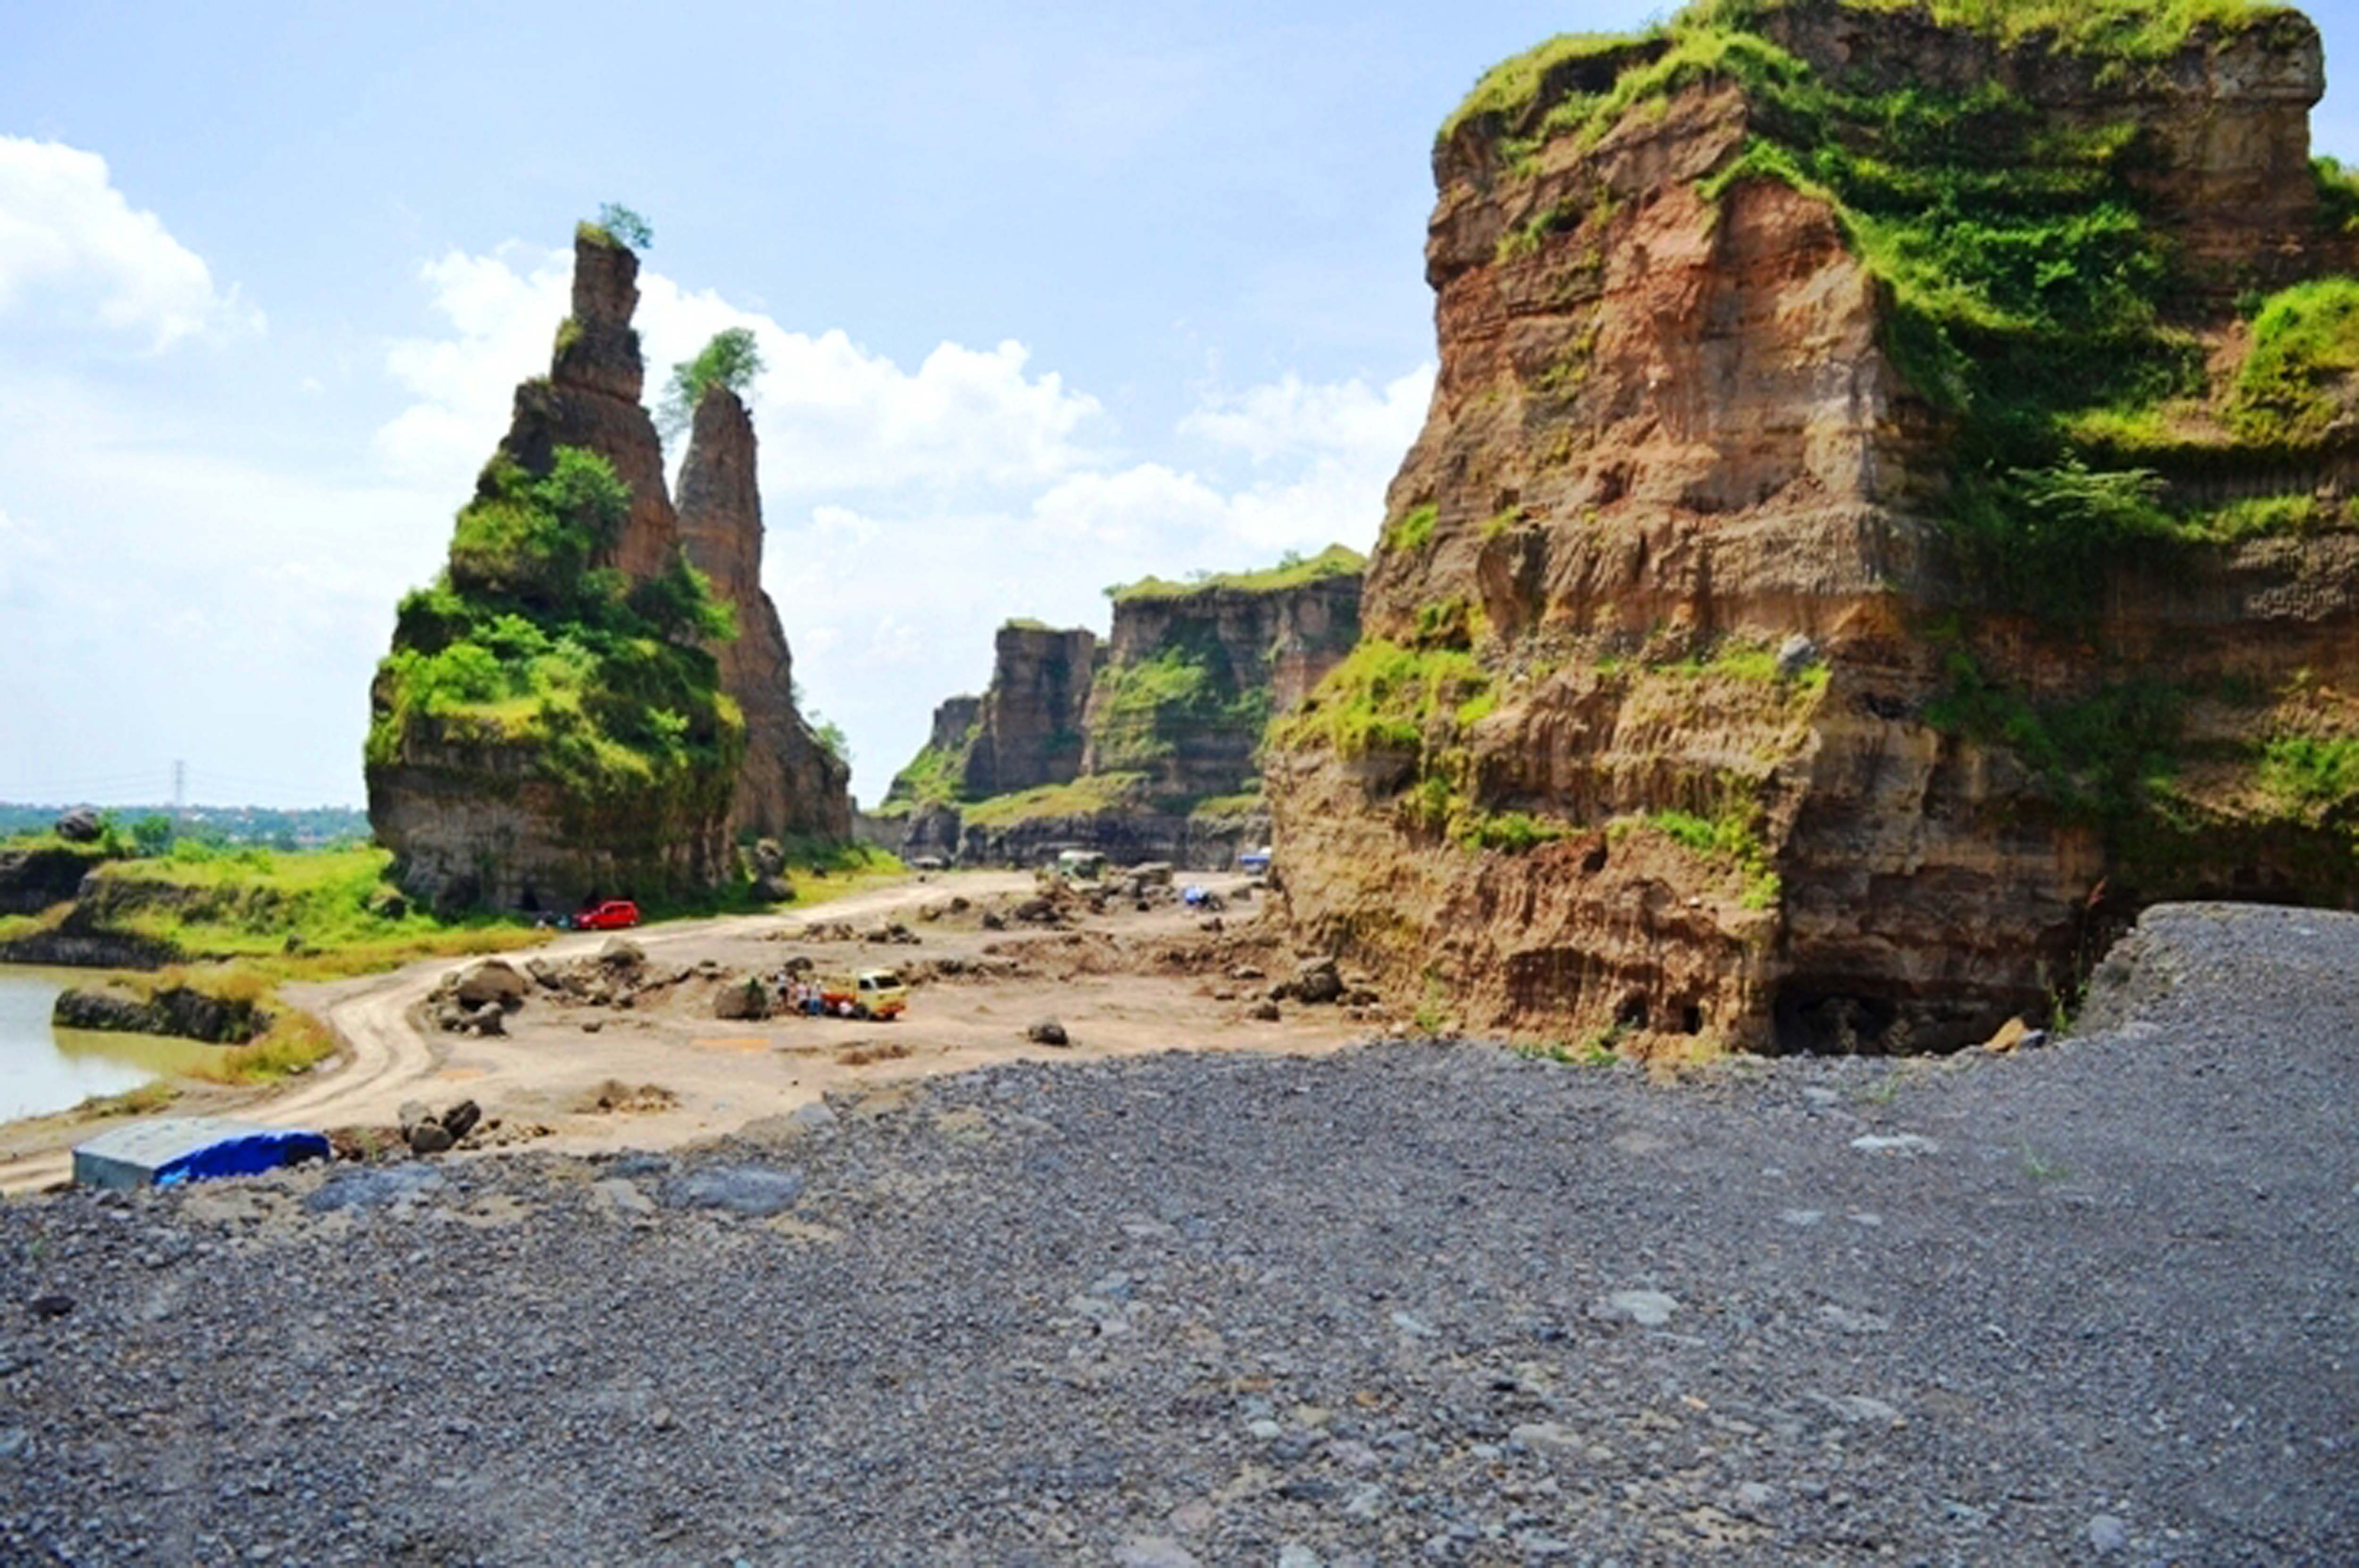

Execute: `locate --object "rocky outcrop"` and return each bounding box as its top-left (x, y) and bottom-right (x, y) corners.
top-left (366, 227), bottom-right (750, 914)
top-left (675, 385), bottom-right (853, 845)
top-left (1081, 557), bottom-right (1363, 798)
top-left (53, 980), bottom-right (270, 1045)
top-left (962, 625), bottom-right (1101, 797)
top-left (0, 843), bottom-right (107, 916)
top-left (878, 550), bottom-right (1361, 868)
top-left (1267, 0), bottom-right (2359, 1053)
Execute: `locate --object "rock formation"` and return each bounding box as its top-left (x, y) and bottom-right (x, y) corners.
top-left (880, 549), bottom-right (1363, 867)
top-left (1266, 0), bottom-right (2359, 1052)
top-left (675, 384), bottom-right (854, 845)
top-left (960, 624), bottom-right (1102, 798)
top-left (368, 223), bottom-right (848, 913)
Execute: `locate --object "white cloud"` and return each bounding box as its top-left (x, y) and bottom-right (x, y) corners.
top-left (1181, 367), bottom-right (1433, 466)
top-left (0, 136), bottom-right (259, 348)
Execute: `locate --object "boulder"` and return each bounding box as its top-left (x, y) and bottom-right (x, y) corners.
top-left (1249, 999), bottom-right (1281, 1022)
top-left (598, 937), bottom-right (646, 969)
top-left (441, 1100), bottom-right (483, 1142)
top-left (53, 808), bottom-right (102, 843)
top-left (454, 959), bottom-right (528, 1009)
top-left (1293, 956), bottom-right (1345, 1006)
top-left (468, 1001), bottom-right (507, 1036)
top-left (715, 978), bottom-right (773, 1021)
top-left (1026, 1018), bottom-right (1070, 1047)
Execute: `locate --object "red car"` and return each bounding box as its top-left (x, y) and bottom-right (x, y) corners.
top-left (572, 899), bottom-right (641, 931)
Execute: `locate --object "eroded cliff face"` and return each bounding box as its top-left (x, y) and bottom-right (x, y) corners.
top-left (675, 386), bottom-right (854, 845)
top-left (1081, 568), bottom-right (1364, 798)
top-left (1268, 0), bottom-right (2359, 1052)
top-left (960, 626), bottom-right (1101, 798)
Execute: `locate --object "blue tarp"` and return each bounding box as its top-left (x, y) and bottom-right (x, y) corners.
top-left (74, 1118), bottom-right (331, 1190)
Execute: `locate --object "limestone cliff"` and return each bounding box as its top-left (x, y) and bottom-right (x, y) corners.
top-left (367, 225), bottom-right (743, 914)
top-left (1267, 0), bottom-right (2359, 1051)
top-left (881, 549), bottom-right (1363, 867)
top-left (674, 385), bottom-right (854, 845)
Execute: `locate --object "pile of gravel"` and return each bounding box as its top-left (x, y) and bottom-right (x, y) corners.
top-left (2, 902), bottom-right (2352, 1564)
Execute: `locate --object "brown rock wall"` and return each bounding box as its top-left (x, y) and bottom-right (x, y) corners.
top-left (675, 387), bottom-right (853, 844)
top-left (1269, 4), bottom-right (2359, 1053)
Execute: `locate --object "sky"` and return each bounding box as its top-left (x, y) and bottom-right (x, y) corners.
top-left (2, 0), bottom-right (2357, 810)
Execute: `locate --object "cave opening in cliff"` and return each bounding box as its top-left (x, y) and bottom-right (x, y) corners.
top-left (1770, 985), bottom-right (1902, 1056)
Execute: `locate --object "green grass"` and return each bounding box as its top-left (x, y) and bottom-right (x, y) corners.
top-left (961, 773), bottom-right (1151, 829)
top-left (2259, 734), bottom-right (2359, 810)
top-left (885, 736), bottom-right (972, 808)
top-left (2316, 156), bottom-right (2359, 234)
top-left (1441, 32), bottom-right (1643, 142)
top-left (1643, 799), bottom-right (1782, 908)
top-left (81, 846), bottom-right (544, 976)
top-left (2182, 493), bottom-right (2326, 540)
top-left (1107, 543), bottom-right (1364, 603)
top-left (1923, 644), bottom-right (2188, 829)
top-left (1833, 0), bottom-right (2295, 58)
top-left (1515, 1024), bottom-right (1626, 1066)
top-left (1086, 640), bottom-right (1266, 771)
top-left (2230, 278), bottom-right (2359, 449)
top-left (74, 1081), bottom-right (183, 1118)
top-left (1382, 505), bottom-right (1439, 555)
top-left (1272, 638), bottom-right (1490, 759)
top-left (1188, 790), bottom-right (1266, 820)
top-left (1453, 810), bottom-right (1569, 854)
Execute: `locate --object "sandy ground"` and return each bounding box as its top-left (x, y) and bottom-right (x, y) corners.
top-left (0, 871), bottom-right (1370, 1193)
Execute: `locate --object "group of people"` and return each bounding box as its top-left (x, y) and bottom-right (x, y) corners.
top-left (777, 976), bottom-right (838, 1017)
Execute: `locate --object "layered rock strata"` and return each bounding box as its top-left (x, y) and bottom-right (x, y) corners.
top-left (675, 385), bottom-right (853, 845)
top-left (1267, 0), bottom-right (2359, 1052)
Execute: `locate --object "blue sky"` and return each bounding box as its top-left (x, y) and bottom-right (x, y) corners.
top-left (3, 0), bottom-right (2356, 809)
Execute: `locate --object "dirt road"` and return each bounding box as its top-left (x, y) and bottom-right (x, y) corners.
top-left (2, 870), bottom-right (1364, 1192)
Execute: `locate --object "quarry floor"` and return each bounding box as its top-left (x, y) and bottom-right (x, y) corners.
top-left (0, 902), bottom-right (2351, 1564)
top-left (0, 870), bottom-right (1369, 1194)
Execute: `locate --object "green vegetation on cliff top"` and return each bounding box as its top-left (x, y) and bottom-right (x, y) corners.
top-left (369, 445), bottom-right (745, 823)
top-left (659, 326), bottom-right (764, 440)
top-left (960, 772), bottom-right (1149, 830)
top-left (1444, 0), bottom-right (2297, 142)
top-left (1108, 543), bottom-right (1363, 603)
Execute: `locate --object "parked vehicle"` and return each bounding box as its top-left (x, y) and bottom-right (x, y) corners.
top-left (817, 968), bottom-right (908, 1020)
top-left (1238, 847), bottom-right (1272, 875)
top-left (572, 899), bottom-right (641, 931)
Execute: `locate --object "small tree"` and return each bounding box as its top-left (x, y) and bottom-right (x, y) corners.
top-left (658, 327), bottom-right (766, 438)
top-left (129, 813), bottom-right (175, 857)
top-left (595, 202), bottom-right (653, 250)
top-left (811, 716), bottom-right (852, 769)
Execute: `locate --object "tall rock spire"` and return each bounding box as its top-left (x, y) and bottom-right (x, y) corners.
top-left (676, 385), bottom-right (854, 843)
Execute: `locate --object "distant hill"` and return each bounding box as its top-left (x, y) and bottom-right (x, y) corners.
top-left (0, 802), bottom-right (369, 848)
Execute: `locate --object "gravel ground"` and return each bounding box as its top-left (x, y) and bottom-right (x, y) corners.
top-left (1, 901), bottom-right (2353, 1565)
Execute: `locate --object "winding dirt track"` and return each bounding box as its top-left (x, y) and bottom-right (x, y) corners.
top-left (1, 875), bottom-right (1029, 1195)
